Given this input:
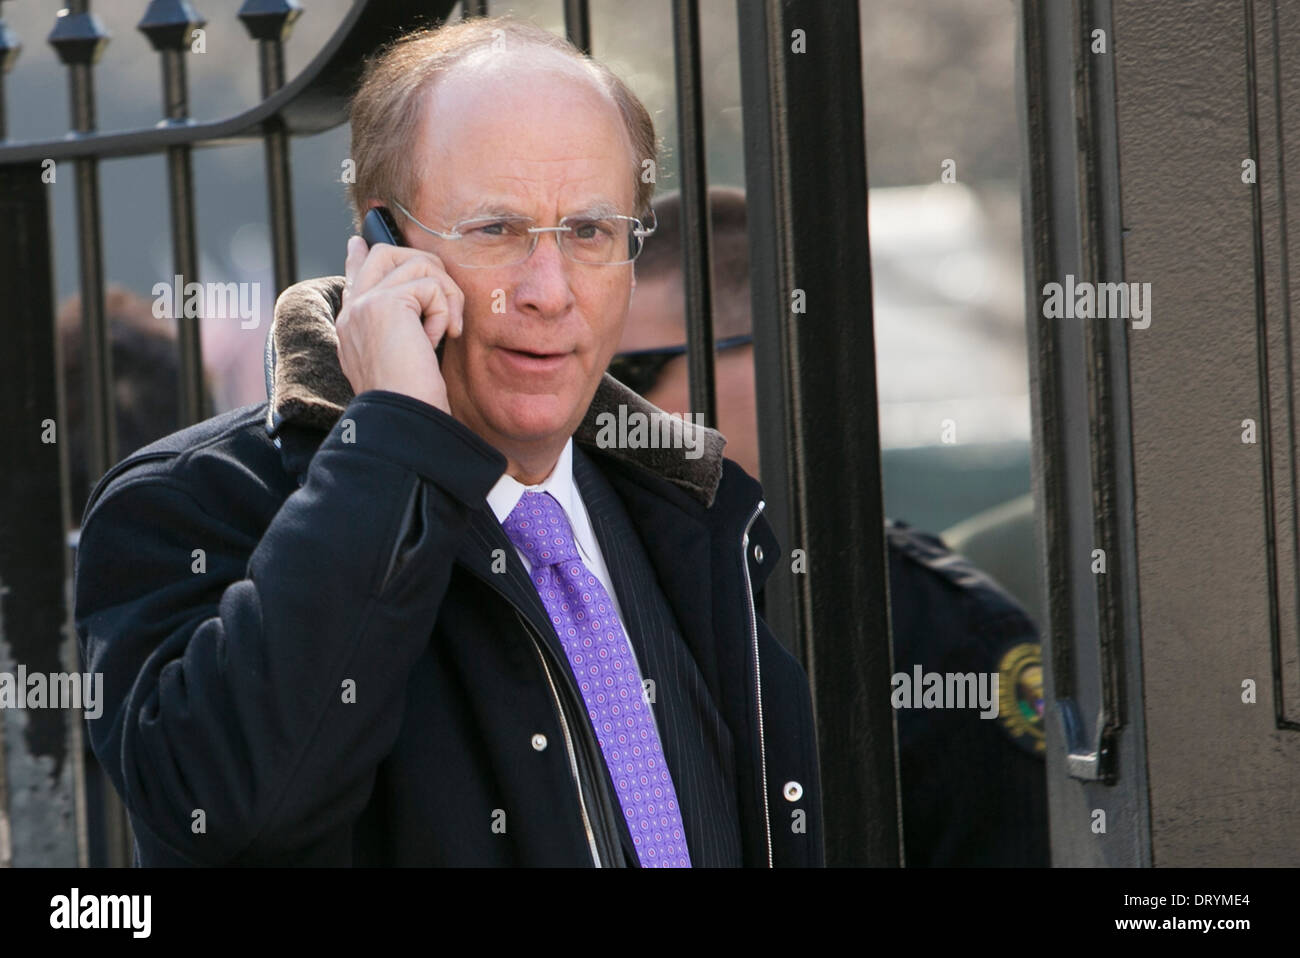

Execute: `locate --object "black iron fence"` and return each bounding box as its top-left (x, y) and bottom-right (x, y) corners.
top-left (0, 0), bottom-right (894, 867)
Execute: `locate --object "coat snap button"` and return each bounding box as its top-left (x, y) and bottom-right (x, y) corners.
top-left (753, 543), bottom-right (764, 563)
top-left (531, 733), bottom-right (548, 751)
top-left (783, 780), bottom-right (802, 802)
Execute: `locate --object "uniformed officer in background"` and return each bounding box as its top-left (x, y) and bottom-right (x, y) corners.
top-left (612, 186), bottom-right (1048, 866)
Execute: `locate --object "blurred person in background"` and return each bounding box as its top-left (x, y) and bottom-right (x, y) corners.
top-left (613, 186), bottom-right (1049, 866)
top-left (58, 286), bottom-right (215, 522)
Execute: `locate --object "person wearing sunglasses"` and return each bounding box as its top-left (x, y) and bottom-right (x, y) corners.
top-left (613, 187), bottom-right (763, 478)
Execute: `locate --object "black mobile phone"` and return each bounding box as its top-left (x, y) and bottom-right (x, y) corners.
top-left (361, 206), bottom-right (404, 248)
top-left (359, 206), bottom-right (448, 359)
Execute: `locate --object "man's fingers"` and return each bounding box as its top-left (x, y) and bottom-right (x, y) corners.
top-left (375, 277), bottom-right (455, 346)
top-left (350, 244), bottom-right (463, 333)
top-left (344, 235), bottom-right (365, 294)
top-left (352, 241), bottom-right (444, 293)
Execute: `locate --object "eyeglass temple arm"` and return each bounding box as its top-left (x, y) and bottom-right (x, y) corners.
top-left (391, 200), bottom-right (461, 239)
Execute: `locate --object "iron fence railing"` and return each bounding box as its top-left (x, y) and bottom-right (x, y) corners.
top-left (0, 0), bottom-right (892, 867)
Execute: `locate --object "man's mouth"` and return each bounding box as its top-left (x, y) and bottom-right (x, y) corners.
top-left (504, 347), bottom-right (564, 359)
top-left (497, 345), bottom-right (571, 373)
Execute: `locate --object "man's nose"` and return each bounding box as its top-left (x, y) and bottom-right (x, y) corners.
top-left (514, 231), bottom-right (575, 317)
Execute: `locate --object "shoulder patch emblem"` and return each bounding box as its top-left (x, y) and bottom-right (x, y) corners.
top-left (997, 642), bottom-right (1045, 755)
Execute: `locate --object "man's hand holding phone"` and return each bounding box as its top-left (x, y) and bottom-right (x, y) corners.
top-left (337, 226), bottom-right (464, 416)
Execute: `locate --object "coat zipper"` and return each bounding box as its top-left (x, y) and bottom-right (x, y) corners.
top-left (741, 499), bottom-right (774, 868)
top-left (519, 611), bottom-right (603, 868)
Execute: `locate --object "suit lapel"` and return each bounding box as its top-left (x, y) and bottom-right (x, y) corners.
top-left (575, 446), bottom-right (724, 702)
top-left (572, 447), bottom-right (643, 649)
top-left (573, 446), bottom-right (721, 698)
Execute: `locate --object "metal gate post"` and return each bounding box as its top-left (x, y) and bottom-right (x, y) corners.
top-left (0, 162), bottom-right (85, 867)
top-left (737, 0), bottom-right (900, 866)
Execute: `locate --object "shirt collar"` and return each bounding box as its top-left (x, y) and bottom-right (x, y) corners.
top-left (486, 436), bottom-right (577, 527)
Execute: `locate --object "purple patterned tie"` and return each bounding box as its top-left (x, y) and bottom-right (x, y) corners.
top-left (502, 490), bottom-right (692, 867)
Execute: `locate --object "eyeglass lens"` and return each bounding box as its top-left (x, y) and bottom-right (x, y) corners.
top-left (450, 216), bottom-right (642, 267)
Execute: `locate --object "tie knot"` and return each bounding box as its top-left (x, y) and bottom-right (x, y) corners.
top-left (501, 491), bottom-right (579, 566)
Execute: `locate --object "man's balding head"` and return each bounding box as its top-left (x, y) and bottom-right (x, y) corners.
top-left (348, 16), bottom-right (658, 230)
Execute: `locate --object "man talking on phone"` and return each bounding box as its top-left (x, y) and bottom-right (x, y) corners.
top-left (73, 15), bottom-right (824, 867)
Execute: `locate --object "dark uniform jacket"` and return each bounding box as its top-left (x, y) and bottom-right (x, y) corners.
top-left (73, 276), bottom-right (825, 867)
top-left (887, 521), bottom-right (1049, 866)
